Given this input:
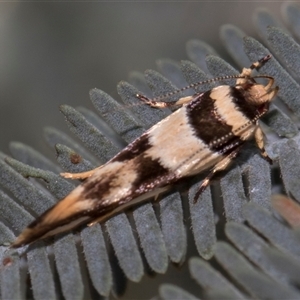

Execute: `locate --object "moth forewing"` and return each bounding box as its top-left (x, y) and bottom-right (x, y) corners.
top-left (12, 55), bottom-right (278, 248)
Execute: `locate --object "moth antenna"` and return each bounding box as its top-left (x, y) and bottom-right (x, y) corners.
top-left (101, 75), bottom-right (249, 117)
top-left (104, 69), bottom-right (274, 117)
top-left (139, 55), bottom-right (273, 103)
top-left (100, 56), bottom-right (274, 117)
top-left (136, 75), bottom-right (251, 103)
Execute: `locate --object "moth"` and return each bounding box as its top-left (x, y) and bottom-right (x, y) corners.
top-left (12, 55), bottom-right (278, 248)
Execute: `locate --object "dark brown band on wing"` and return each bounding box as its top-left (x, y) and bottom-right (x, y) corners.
top-left (111, 133), bottom-right (152, 162)
top-left (130, 154), bottom-right (172, 195)
top-left (84, 152), bottom-right (171, 207)
top-left (82, 173), bottom-right (114, 201)
top-left (229, 86), bottom-right (258, 121)
top-left (186, 91), bottom-right (243, 153)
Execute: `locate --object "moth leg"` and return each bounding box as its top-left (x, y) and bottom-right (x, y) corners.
top-left (61, 167), bottom-right (102, 180)
top-left (254, 126), bottom-right (272, 164)
top-left (136, 94), bottom-right (195, 108)
top-left (193, 148), bottom-right (241, 204)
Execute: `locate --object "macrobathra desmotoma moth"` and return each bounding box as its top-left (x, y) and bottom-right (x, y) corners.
top-left (12, 55), bottom-right (278, 248)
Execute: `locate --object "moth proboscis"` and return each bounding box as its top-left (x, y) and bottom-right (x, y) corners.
top-left (12, 55), bottom-right (278, 248)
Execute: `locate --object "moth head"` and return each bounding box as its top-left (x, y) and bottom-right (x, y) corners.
top-left (237, 75), bottom-right (278, 115)
top-left (235, 55), bottom-right (278, 110)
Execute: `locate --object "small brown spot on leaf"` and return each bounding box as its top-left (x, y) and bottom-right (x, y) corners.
top-left (2, 257), bottom-right (13, 267)
top-left (70, 153), bottom-right (82, 164)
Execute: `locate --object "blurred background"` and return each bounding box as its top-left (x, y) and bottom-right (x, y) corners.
top-left (0, 2), bottom-right (283, 158)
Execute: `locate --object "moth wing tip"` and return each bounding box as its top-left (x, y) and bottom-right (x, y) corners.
top-left (10, 229), bottom-right (32, 248)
